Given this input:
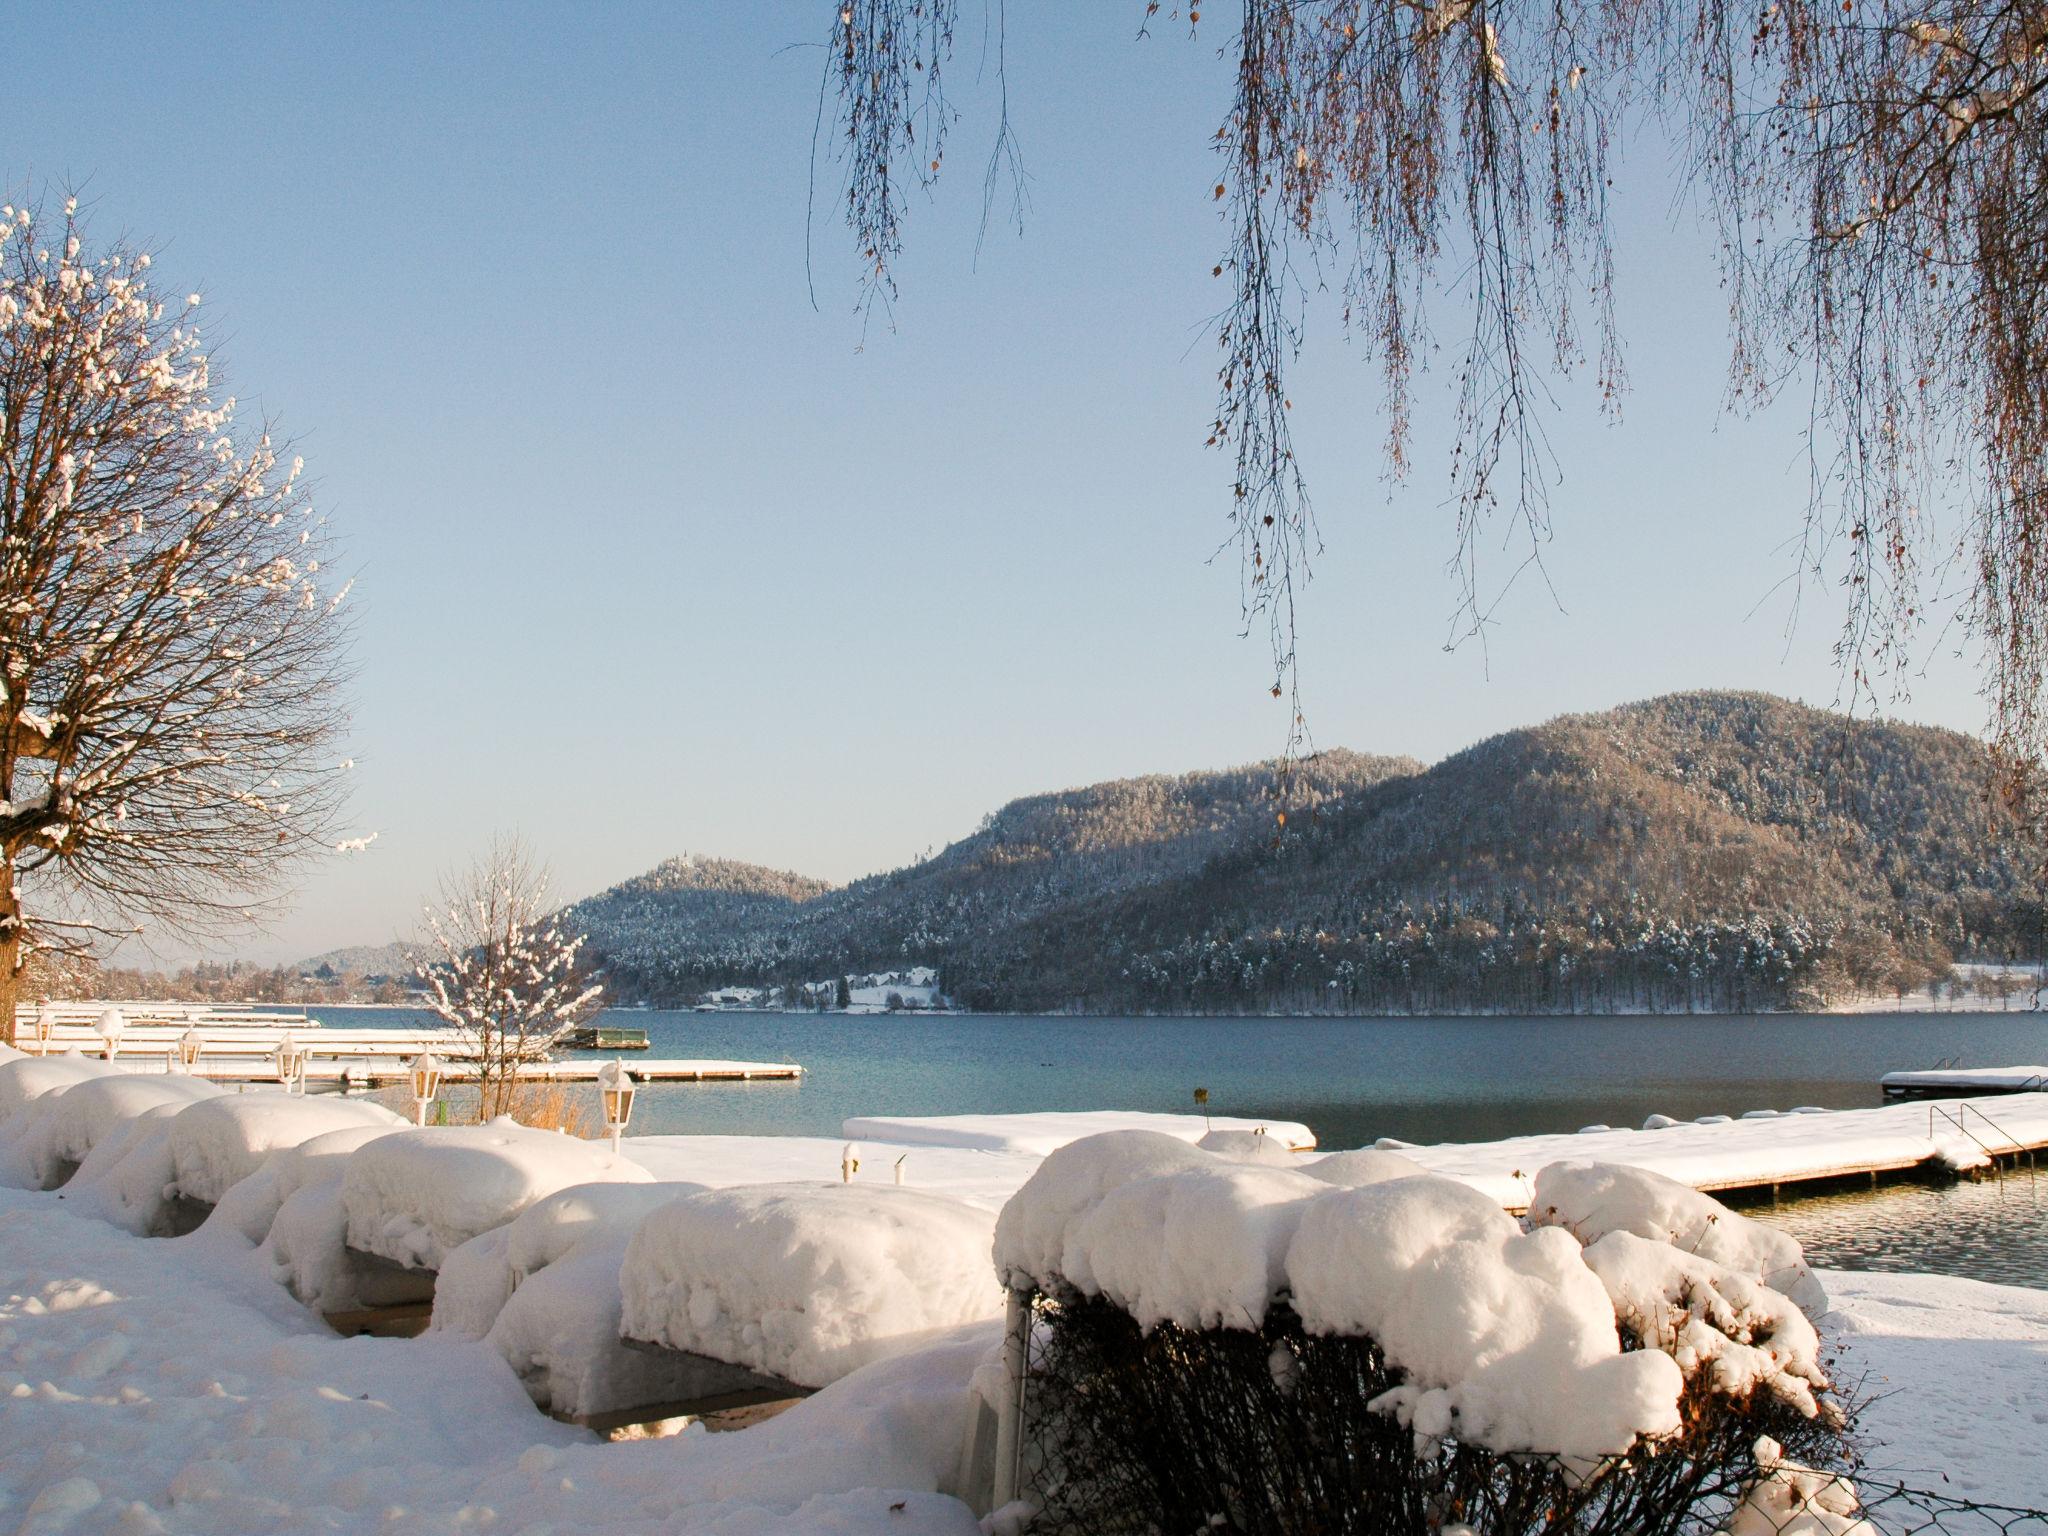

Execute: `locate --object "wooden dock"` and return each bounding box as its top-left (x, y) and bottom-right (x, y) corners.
top-left (1880, 1065), bottom-right (2048, 1099)
top-left (12, 1002), bottom-right (798, 1090)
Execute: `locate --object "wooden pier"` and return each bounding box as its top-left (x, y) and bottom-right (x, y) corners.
top-left (11, 1002), bottom-right (798, 1090)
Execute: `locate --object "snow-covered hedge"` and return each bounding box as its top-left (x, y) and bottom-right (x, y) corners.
top-left (998, 1132), bottom-right (1854, 1535)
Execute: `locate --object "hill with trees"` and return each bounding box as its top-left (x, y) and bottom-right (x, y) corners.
top-left (570, 693), bottom-right (2042, 1014)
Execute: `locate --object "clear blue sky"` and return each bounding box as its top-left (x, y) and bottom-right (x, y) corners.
top-left (2, 3), bottom-right (1986, 965)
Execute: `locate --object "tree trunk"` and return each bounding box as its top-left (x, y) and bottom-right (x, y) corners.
top-left (0, 867), bottom-right (21, 1048)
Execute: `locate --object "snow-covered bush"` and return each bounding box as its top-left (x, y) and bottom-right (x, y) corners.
top-left (997, 1135), bottom-right (1855, 1536)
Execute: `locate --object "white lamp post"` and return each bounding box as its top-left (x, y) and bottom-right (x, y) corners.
top-left (410, 1052), bottom-right (443, 1126)
top-left (176, 1028), bottom-right (205, 1074)
top-left (96, 1006), bottom-right (126, 1062)
top-left (275, 1033), bottom-right (308, 1095)
top-left (33, 1002), bottom-right (56, 1057)
top-left (841, 1142), bottom-right (862, 1183)
top-left (598, 1059), bottom-right (636, 1158)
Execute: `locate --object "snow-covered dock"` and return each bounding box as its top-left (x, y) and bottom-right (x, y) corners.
top-left (1397, 1090), bottom-right (2048, 1209)
top-left (1881, 1064), bottom-right (2048, 1097)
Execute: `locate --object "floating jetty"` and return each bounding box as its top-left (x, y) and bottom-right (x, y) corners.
top-left (1399, 1088), bottom-right (2048, 1209)
top-left (11, 1002), bottom-right (795, 1090)
top-left (1880, 1064), bottom-right (2048, 1098)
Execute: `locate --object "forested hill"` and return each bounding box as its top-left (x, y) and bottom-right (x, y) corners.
top-left (571, 693), bottom-right (2043, 1013)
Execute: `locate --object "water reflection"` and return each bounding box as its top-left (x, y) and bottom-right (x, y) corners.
top-left (1745, 1165), bottom-right (2048, 1290)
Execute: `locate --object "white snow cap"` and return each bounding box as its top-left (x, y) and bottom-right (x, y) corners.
top-left (619, 1183), bottom-right (1003, 1389)
top-left (0, 1072), bottom-right (220, 1190)
top-left (1288, 1175), bottom-right (1684, 1457)
top-left (1581, 1231), bottom-right (1827, 1415)
top-left (168, 1092), bottom-right (405, 1208)
top-left (431, 1180), bottom-right (701, 1340)
top-left (0, 1053), bottom-right (113, 1123)
top-left (1724, 1436), bottom-right (1875, 1535)
top-left (1527, 1161), bottom-right (1827, 1315)
top-left (343, 1119), bottom-right (652, 1271)
top-left (1301, 1147), bottom-right (1429, 1187)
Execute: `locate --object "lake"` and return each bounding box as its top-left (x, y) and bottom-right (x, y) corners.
top-left (314, 1005), bottom-right (2048, 1286)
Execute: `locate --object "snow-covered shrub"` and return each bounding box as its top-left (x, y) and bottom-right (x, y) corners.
top-left (998, 1134), bottom-right (1853, 1536)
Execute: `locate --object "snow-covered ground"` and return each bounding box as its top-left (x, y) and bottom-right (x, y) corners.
top-left (0, 1191), bottom-right (2043, 1531)
top-left (4, 1049), bottom-right (2047, 1527)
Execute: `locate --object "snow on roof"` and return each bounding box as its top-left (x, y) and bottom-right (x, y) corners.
top-left (620, 1183), bottom-right (1003, 1390)
top-left (343, 1119), bottom-right (654, 1271)
top-left (842, 1110), bottom-right (1317, 1157)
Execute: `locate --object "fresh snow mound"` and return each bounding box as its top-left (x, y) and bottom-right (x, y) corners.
top-left (344, 1120), bottom-right (652, 1271)
top-left (1288, 1175), bottom-right (1686, 1456)
top-left (1196, 1127), bottom-right (1299, 1164)
top-left (619, 1184), bottom-right (1002, 1389)
top-left (1581, 1231), bottom-right (1826, 1414)
top-left (1723, 1435), bottom-right (1876, 1535)
top-left (168, 1092), bottom-right (404, 1208)
top-left (0, 1073), bottom-right (220, 1189)
top-left (1528, 1161), bottom-right (1826, 1314)
top-left (206, 1123), bottom-right (406, 1245)
top-left (1302, 1147), bottom-right (1429, 1187)
top-left (843, 1111), bottom-right (1316, 1156)
top-left (432, 1181), bottom-right (701, 1339)
top-left (992, 1130), bottom-right (1217, 1293)
top-left (486, 1236), bottom-right (684, 1417)
top-left (0, 1053), bottom-right (112, 1122)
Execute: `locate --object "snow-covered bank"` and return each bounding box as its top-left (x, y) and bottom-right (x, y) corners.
top-left (0, 1190), bottom-right (2042, 1530)
top-left (0, 1188), bottom-right (988, 1535)
top-left (1822, 1269), bottom-right (2048, 1508)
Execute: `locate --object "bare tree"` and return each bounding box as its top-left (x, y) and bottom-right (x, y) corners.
top-left (0, 195), bottom-right (354, 1042)
top-left (417, 837), bottom-right (603, 1121)
top-left (819, 3), bottom-right (2048, 775)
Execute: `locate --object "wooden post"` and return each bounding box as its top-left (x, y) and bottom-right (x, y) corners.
top-left (991, 1287), bottom-right (1030, 1511)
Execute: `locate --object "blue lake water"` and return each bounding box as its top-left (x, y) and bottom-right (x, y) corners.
top-left (313, 1005), bottom-right (2048, 1286)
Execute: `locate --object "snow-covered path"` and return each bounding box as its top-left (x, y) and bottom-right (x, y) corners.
top-left (0, 1189), bottom-right (986, 1535)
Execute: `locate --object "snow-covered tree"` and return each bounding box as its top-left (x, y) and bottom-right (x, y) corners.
top-left (0, 196), bottom-right (352, 1041)
top-left (418, 838), bottom-right (603, 1121)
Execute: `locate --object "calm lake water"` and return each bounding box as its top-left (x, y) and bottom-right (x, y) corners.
top-left (317, 1005), bottom-right (2048, 1286)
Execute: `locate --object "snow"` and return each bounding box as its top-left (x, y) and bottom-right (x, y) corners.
top-left (1287, 1174), bottom-right (1685, 1457)
top-left (1528, 1160), bottom-right (1828, 1314)
top-left (167, 1093), bottom-right (405, 1208)
top-left (1396, 1091), bottom-right (2048, 1209)
top-left (997, 1133), bottom-right (1332, 1330)
top-left (621, 1134), bottom-right (1043, 1213)
top-left (620, 1184), bottom-right (1003, 1389)
top-left (1723, 1436), bottom-right (1875, 1535)
top-left (843, 1110), bottom-right (1317, 1156)
top-left (1581, 1231), bottom-right (1826, 1414)
top-left (431, 1182), bottom-right (701, 1341)
top-left (343, 1120), bottom-right (653, 1271)
top-left (483, 1235), bottom-right (689, 1418)
top-left (0, 1185), bottom-right (993, 1532)
top-left (0, 1052), bottom-right (112, 1121)
top-left (1300, 1147), bottom-right (1429, 1186)
top-left (0, 1072), bottom-right (220, 1190)
top-left (206, 1124), bottom-right (408, 1246)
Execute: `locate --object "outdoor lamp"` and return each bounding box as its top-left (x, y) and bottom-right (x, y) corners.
top-left (275, 1033), bottom-right (308, 1095)
top-left (598, 1059), bottom-right (636, 1157)
top-left (33, 1002), bottom-right (56, 1056)
top-left (96, 1006), bottom-right (126, 1062)
top-left (410, 1052), bottom-right (442, 1126)
top-left (177, 1028), bottom-right (205, 1072)
top-left (842, 1142), bottom-right (862, 1183)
